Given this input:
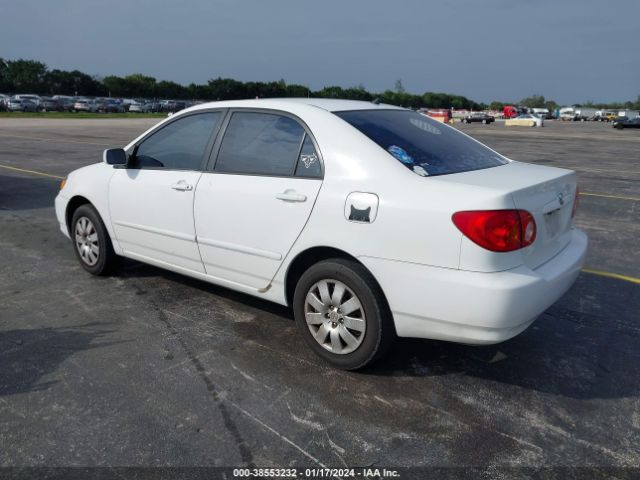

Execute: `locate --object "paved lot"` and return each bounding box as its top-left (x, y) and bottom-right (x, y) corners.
top-left (0, 118), bottom-right (638, 473)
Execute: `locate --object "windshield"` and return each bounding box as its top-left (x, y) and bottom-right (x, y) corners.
top-left (334, 109), bottom-right (507, 176)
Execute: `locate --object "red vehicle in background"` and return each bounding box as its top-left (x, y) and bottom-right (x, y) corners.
top-left (421, 109), bottom-right (452, 123)
top-left (503, 105), bottom-right (527, 119)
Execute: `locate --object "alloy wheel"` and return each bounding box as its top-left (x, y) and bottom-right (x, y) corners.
top-left (304, 279), bottom-right (366, 354)
top-left (74, 216), bottom-right (100, 266)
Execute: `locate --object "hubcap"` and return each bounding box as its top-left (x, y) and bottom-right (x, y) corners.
top-left (74, 216), bottom-right (100, 266)
top-left (304, 279), bottom-right (366, 355)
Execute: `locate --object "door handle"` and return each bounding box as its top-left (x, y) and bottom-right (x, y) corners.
top-left (171, 182), bottom-right (193, 191)
top-left (276, 190), bottom-right (307, 202)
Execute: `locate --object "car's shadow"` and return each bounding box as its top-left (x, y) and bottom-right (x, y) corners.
top-left (0, 323), bottom-right (122, 396)
top-left (119, 259), bottom-right (293, 319)
top-left (117, 258), bottom-right (639, 400)
top-left (369, 273), bottom-right (639, 400)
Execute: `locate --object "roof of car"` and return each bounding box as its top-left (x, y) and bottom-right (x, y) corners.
top-left (189, 97), bottom-right (404, 113)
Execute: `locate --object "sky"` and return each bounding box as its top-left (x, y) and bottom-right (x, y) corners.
top-left (0, 0), bottom-right (638, 104)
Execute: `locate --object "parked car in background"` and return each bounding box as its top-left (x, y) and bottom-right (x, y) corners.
top-left (462, 112), bottom-right (495, 124)
top-left (14, 94), bottom-right (41, 107)
top-left (0, 94), bottom-right (9, 111)
top-left (128, 102), bottom-right (151, 113)
top-left (146, 100), bottom-right (161, 112)
top-left (102, 99), bottom-right (125, 113)
top-left (74, 99), bottom-right (97, 112)
top-left (612, 117), bottom-right (640, 129)
top-left (39, 96), bottom-right (60, 112)
top-left (55, 98), bottom-right (586, 369)
top-left (53, 95), bottom-right (76, 111)
top-left (505, 114), bottom-right (544, 127)
top-left (593, 111), bottom-right (617, 122)
top-left (93, 98), bottom-right (108, 112)
top-left (7, 98), bottom-right (38, 112)
top-left (161, 100), bottom-right (186, 113)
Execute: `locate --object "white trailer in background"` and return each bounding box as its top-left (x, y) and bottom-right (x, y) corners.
top-left (558, 106), bottom-right (598, 121)
top-left (618, 110), bottom-right (640, 118)
top-left (530, 108), bottom-right (551, 119)
top-left (574, 108), bottom-right (597, 121)
top-left (559, 107), bottom-right (576, 120)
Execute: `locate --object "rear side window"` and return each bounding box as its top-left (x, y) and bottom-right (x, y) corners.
top-left (132, 112), bottom-right (221, 170)
top-left (215, 112), bottom-right (305, 176)
top-left (335, 110), bottom-right (507, 176)
top-left (294, 134), bottom-right (321, 178)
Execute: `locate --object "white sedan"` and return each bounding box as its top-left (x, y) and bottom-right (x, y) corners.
top-left (506, 114), bottom-right (545, 127)
top-left (55, 98), bottom-right (587, 369)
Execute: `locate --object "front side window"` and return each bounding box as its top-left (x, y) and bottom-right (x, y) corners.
top-left (132, 112), bottom-right (221, 170)
top-left (335, 110), bottom-right (508, 177)
top-left (215, 112), bottom-right (305, 176)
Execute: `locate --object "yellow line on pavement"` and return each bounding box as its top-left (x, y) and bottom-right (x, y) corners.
top-left (0, 163), bottom-right (64, 180)
top-left (582, 268), bottom-right (640, 285)
top-left (580, 192), bottom-right (640, 201)
top-left (0, 133), bottom-right (112, 146)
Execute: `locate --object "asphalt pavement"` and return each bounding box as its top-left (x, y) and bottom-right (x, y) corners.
top-left (0, 118), bottom-right (638, 476)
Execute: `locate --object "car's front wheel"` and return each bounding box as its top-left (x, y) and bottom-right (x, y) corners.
top-left (293, 259), bottom-right (394, 370)
top-left (71, 204), bottom-right (119, 275)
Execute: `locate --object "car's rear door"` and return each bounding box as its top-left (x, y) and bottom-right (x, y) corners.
top-left (194, 109), bottom-right (323, 289)
top-left (109, 111), bottom-right (224, 272)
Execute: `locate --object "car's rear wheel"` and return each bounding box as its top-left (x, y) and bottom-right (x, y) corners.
top-left (293, 259), bottom-right (394, 370)
top-left (71, 204), bottom-right (119, 275)
top-left (482, 119), bottom-right (487, 124)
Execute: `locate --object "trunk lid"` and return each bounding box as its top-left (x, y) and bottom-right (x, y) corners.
top-left (440, 161), bottom-right (577, 269)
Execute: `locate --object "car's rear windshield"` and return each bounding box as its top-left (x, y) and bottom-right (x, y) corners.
top-left (334, 109), bottom-right (507, 176)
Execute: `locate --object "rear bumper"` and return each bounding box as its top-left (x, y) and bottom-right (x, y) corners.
top-left (361, 228), bottom-right (587, 344)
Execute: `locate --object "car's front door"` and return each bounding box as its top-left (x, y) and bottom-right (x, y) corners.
top-left (194, 110), bottom-right (323, 289)
top-left (109, 111), bottom-right (224, 272)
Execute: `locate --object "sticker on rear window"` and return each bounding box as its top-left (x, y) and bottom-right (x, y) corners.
top-left (388, 145), bottom-right (414, 165)
top-left (410, 117), bottom-right (441, 135)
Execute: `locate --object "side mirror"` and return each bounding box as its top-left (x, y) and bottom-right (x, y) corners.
top-left (103, 148), bottom-right (128, 166)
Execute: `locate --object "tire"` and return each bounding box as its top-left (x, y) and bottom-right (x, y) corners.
top-left (482, 119), bottom-right (487, 124)
top-left (293, 258), bottom-right (394, 370)
top-left (70, 204), bottom-right (119, 275)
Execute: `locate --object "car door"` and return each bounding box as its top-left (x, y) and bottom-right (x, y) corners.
top-left (109, 111), bottom-right (224, 273)
top-left (194, 110), bottom-right (323, 289)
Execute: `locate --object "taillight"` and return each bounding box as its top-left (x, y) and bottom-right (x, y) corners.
top-left (452, 210), bottom-right (537, 252)
top-left (571, 186), bottom-right (579, 218)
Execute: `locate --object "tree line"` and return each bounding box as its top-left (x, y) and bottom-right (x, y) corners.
top-left (0, 58), bottom-right (484, 109)
top-left (1, 58), bottom-right (638, 111)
